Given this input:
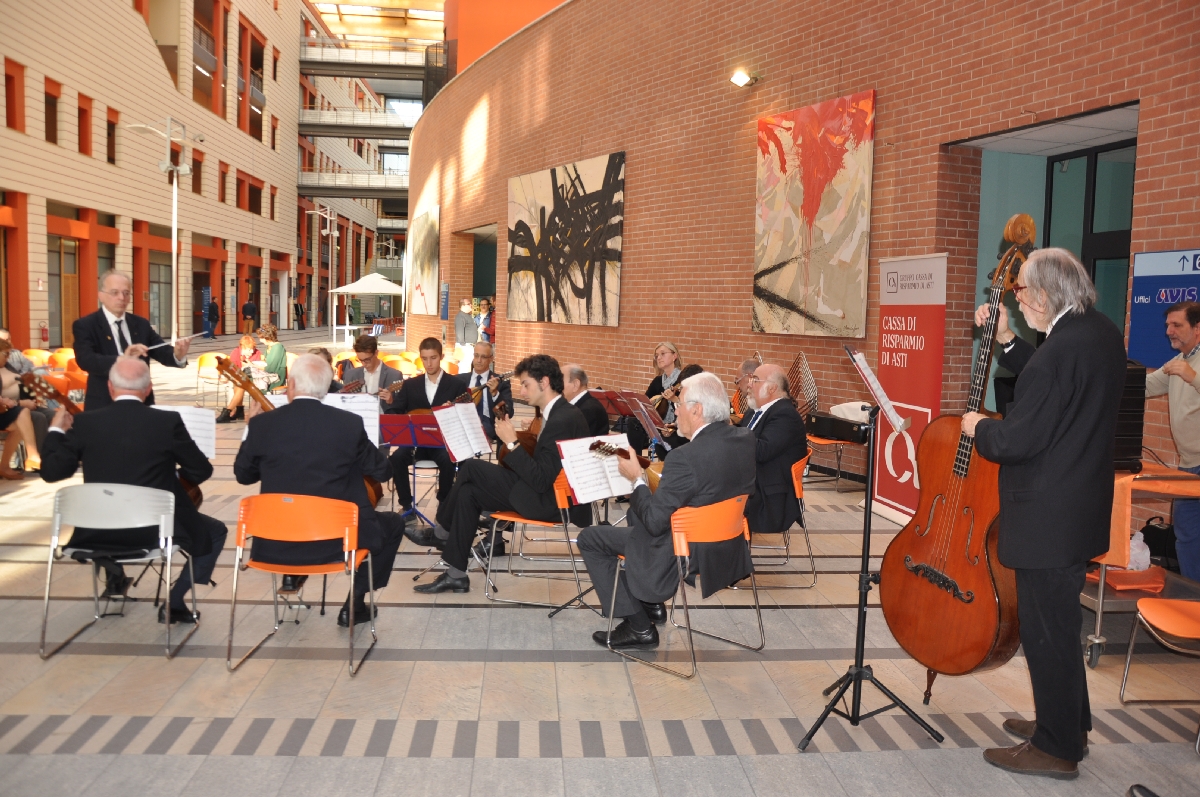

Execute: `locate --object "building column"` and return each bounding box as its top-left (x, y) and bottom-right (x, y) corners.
top-left (1, 192), bottom-right (31, 348)
top-left (132, 219), bottom-right (150, 318)
top-left (116, 216), bottom-right (133, 277)
top-left (26, 196), bottom-right (48, 349)
top-left (77, 208), bottom-right (99, 316)
top-left (178, 230), bottom-right (193, 336)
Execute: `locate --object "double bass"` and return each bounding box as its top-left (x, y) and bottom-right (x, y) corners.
top-left (878, 213), bottom-right (1035, 699)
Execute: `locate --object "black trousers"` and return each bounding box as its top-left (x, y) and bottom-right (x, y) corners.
top-left (252, 511), bottom-right (406, 597)
top-left (169, 514), bottom-right (228, 609)
top-left (435, 458), bottom-right (523, 571)
top-left (577, 525), bottom-right (644, 619)
top-left (389, 446), bottom-right (455, 508)
top-left (1016, 563), bottom-right (1091, 762)
top-left (354, 511), bottom-right (406, 595)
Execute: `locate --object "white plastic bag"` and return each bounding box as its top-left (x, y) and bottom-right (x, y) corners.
top-left (830, 402), bottom-right (870, 422)
top-left (1127, 531), bottom-right (1151, 571)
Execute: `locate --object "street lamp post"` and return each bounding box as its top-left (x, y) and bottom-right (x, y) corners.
top-left (126, 117), bottom-right (205, 343)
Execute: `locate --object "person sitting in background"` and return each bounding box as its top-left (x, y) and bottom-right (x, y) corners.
top-left (216, 336), bottom-right (262, 423)
top-left (465, 342), bottom-right (511, 444)
top-left (477, 298), bottom-right (495, 344)
top-left (308, 348), bottom-right (343, 392)
top-left (0, 339), bottom-right (41, 479)
top-left (733, 358), bottom-right (760, 426)
top-left (0, 328), bottom-right (34, 375)
top-left (258, 324), bottom-right (287, 390)
top-left (562, 363), bottom-right (610, 437)
top-left (0, 333), bottom-right (54, 450)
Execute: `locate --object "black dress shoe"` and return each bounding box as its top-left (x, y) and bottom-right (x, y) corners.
top-left (337, 599), bottom-right (378, 627)
top-left (403, 525), bottom-right (444, 550)
top-left (101, 575), bottom-right (133, 598)
top-left (278, 575), bottom-right (308, 593)
top-left (473, 535), bottom-right (506, 561)
top-left (642, 602), bottom-right (667, 624)
top-left (593, 619), bottom-right (659, 649)
top-left (414, 572), bottom-right (470, 594)
top-left (158, 605), bottom-right (199, 624)
top-left (215, 408), bottom-right (234, 424)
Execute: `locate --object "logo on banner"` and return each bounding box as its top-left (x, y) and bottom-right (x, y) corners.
top-left (886, 272), bottom-right (898, 293)
top-left (883, 402), bottom-right (931, 488)
top-left (1157, 287), bottom-right (1198, 304)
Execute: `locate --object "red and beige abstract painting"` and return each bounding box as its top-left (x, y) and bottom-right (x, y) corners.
top-left (754, 90), bottom-right (875, 337)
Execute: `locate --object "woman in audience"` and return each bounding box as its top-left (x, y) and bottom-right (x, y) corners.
top-left (0, 338), bottom-right (41, 477)
top-left (216, 335), bottom-right (262, 423)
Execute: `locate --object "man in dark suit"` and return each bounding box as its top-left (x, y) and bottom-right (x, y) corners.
top-left (963, 248), bottom-right (1126, 779)
top-left (412, 354), bottom-right (592, 593)
top-left (384, 337), bottom-right (468, 511)
top-left (577, 372), bottom-right (756, 647)
top-left (563, 363), bottom-right (610, 437)
top-left (734, 358), bottom-right (760, 427)
top-left (234, 353), bottom-right (408, 626)
top-left (40, 357), bottom-right (225, 624)
top-left (464, 342), bottom-right (512, 444)
top-left (341, 334), bottom-right (403, 409)
top-left (743, 363), bottom-right (808, 535)
top-left (204, 298), bottom-right (220, 339)
top-left (73, 270), bottom-right (192, 410)
top-left (241, 298), bottom-right (258, 334)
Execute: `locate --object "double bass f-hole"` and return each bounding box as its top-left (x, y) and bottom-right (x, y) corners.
top-left (962, 506), bottom-right (980, 566)
top-left (914, 493), bottom-right (943, 537)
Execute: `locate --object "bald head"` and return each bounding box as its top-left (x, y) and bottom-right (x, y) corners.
top-left (108, 356), bottom-right (151, 399)
top-left (747, 363), bottom-right (788, 411)
top-left (562, 363), bottom-right (588, 401)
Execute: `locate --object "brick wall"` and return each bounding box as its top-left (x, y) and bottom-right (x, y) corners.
top-left (407, 0), bottom-right (1200, 481)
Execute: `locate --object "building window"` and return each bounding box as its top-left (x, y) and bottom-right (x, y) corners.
top-left (248, 183), bottom-right (262, 215)
top-left (148, 253), bottom-right (173, 337)
top-left (77, 94), bottom-right (92, 155)
top-left (191, 154), bottom-right (203, 194)
top-left (106, 108), bottom-right (118, 164)
top-left (219, 161), bottom-right (229, 202)
top-left (272, 48), bottom-right (279, 80)
top-left (269, 187), bottom-right (276, 220)
top-left (4, 59), bottom-right (25, 132)
top-left (270, 116), bottom-right (277, 150)
top-left (44, 81), bottom-right (59, 144)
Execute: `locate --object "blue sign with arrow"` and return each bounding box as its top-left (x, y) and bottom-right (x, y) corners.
top-left (1129, 248), bottom-right (1200, 368)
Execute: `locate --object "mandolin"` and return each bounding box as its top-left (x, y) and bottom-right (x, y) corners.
top-left (467, 370), bottom-right (514, 405)
top-left (588, 440), bottom-right (663, 492)
top-left (339, 380), bottom-right (365, 394)
top-left (215, 357), bottom-right (384, 506)
top-left (878, 213), bottom-right (1035, 692)
top-left (21, 372), bottom-right (205, 508)
top-left (494, 398), bottom-right (537, 468)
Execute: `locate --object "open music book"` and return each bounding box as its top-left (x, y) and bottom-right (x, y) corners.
top-left (153, 405), bottom-right (217, 460)
top-left (558, 433), bottom-right (636, 505)
top-left (433, 402), bottom-right (491, 462)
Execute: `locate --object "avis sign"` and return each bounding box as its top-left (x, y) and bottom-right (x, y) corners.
top-left (1129, 249), bottom-right (1200, 368)
top-left (873, 254), bottom-right (947, 519)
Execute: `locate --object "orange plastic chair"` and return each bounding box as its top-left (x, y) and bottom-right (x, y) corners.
top-left (195, 352), bottom-right (227, 406)
top-left (42, 372), bottom-right (72, 397)
top-left (227, 494), bottom-right (376, 675)
top-left (607, 494), bottom-right (764, 678)
top-left (48, 350), bottom-right (74, 370)
top-left (23, 349), bottom-right (51, 367)
top-left (1120, 597), bottom-right (1200, 755)
top-left (65, 357), bottom-right (83, 373)
top-left (444, 359), bottom-right (459, 375)
top-left (380, 354), bottom-right (404, 369)
top-left (64, 371), bottom-right (88, 394)
top-left (481, 471), bottom-right (589, 608)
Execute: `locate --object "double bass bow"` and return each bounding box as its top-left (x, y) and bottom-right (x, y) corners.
top-left (878, 213), bottom-right (1035, 699)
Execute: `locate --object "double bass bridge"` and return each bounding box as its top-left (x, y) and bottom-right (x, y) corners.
top-left (903, 556), bottom-right (974, 603)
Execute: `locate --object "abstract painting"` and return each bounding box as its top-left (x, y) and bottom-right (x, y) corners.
top-left (507, 152), bottom-right (624, 326)
top-left (754, 90), bottom-right (875, 337)
top-left (407, 205), bottom-right (439, 316)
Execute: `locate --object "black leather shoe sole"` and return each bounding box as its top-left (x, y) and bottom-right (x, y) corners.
top-left (593, 624), bottom-right (659, 649)
top-left (643, 603), bottom-right (667, 624)
top-left (414, 575), bottom-right (469, 594)
top-left (337, 604), bottom-right (379, 627)
top-left (158, 606), bottom-right (199, 624)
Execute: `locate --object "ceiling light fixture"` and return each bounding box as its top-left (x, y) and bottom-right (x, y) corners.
top-left (730, 69), bottom-right (759, 88)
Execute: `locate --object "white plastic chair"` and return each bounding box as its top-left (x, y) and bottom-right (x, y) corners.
top-left (40, 484), bottom-right (198, 660)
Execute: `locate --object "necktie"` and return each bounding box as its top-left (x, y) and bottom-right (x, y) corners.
top-left (115, 318), bottom-right (130, 354)
top-left (476, 374), bottom-right (490, 417)
top-left (748, 410), bottom-right (763, 429)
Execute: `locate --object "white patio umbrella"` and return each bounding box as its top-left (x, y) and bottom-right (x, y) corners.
top-left (328, 272), bottom-right (404, 344)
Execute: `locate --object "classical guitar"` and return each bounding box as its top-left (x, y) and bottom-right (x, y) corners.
top-left (214, 357), bottom-right (384, 506)
top-left (588, 440), bottom-right (663, 492)
top-left (21, 372), bottom-right (205, 508)
top-left (877, 213), bottom-right (1034, 698)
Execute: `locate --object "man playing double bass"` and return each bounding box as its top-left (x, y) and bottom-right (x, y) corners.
top-left (963, 248), bottom-right (1126, 779)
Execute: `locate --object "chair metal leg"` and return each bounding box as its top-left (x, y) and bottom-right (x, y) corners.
top-left (1119, 611), bottom-right (1200, 706)
top-left (227, 548), bottom-right (282, 671)
top-left (163, 547), bottom-right (200, 660)
top-left (748, 510), bottom-right (817, 590)
top-left (40, 544), bottom-right (100, 660)
top-left (1120, 614), bottom-right (1140, 704)
top-left (348, 553), bottom-right (377, 676)
top-left (608, 557), bottom-right (699, 678)
top-left (669, 571), bottom-right (766, 653)
top-left (484, 519), bottom-right (556, 608)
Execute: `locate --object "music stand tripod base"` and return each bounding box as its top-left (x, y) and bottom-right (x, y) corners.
top-left (797, 404), bottom-right (943, 751)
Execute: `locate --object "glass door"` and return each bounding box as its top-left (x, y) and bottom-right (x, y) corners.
top-left (46, 235), bottom-right (78, 348)
top-left (148, 251), bottom-right (173, 337)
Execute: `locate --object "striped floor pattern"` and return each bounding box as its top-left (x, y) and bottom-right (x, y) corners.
top-left (1, 707), bottom-right (1195, 759)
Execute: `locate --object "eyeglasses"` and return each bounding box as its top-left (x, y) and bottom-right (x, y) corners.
top-left (103, 290), bottom-right (133, 298)
top-left (1012, 284), bottom-right (1028, 298)
top-left (745, 376), bottom-right (762, 385)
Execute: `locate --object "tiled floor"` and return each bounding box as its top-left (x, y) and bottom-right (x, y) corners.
top-left (1, 351), bottom-right (1197, 796)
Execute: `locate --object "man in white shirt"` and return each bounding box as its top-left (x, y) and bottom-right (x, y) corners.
top-left (466, 342), bottom-right (511, 444)
top-left (1146, 301), bottom-right (1200, 580)
top-left (341, 335), bottom-right (403, 410)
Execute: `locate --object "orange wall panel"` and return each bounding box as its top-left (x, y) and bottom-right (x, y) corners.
top-left (445, 0), bottom-right (566, 74)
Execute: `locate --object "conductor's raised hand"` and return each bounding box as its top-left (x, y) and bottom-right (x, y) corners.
top-left (174, 336), bottom-right (192, 360)
top-left (616, 448), bottom-right (644, 482)
top-left (974, 303), bottom-right (1014, 345)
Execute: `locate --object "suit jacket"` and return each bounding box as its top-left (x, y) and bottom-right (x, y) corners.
top-left (463, 369), bottom-right (513, 441)
top-left (973, 308), bottom-right (1127, 569)
top-left (744, 399), bottom-right (808, 534)
top-left (625, 422), bottom-right (757, 601)
top-left (503, 397), bottom-right (592, 526)
top-left (234, 399), bottom-right (393, 564)
top-left (40, 399), bottom-right (215, 555)
top-left (73, 309), bottom-right (184, 409)
top-left (342, 363), bottom-right (404, 410)
top-left (384, 371), bottom-right (468, 416)
top-left (574, 390), bottom-right (611, 437)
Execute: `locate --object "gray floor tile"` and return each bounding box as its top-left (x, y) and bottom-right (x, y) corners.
top-left (467, 758), bottom-right (564, 797)
top-left (653, 755), bottom-right (753, 797)
top-left (178, 756), bottom-right (294, 797)
top-left (422, 609), bottom-right (491, 649)
top-left (740, 754), bottom-right (849, 797)
top-left (485, 608), bottom-right (555, 650)
top-left (82, 755), bottom-right (207, 797)
top-left (823, 750), bottom-right (933, 797)
top-left (374, 758), bottom-right (474, 797)
top-left (0, 753), bottom-right (115, 797)
top-left (277, 757), bottom-right (385, 796)
top-left (561, 758), bottom-right (658, 797)
top-left (1084, 743), bottom-right (1200, 797)
top-left (903, 748), bottom-right (1028, 796)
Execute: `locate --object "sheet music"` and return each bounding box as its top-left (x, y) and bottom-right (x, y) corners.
top-left (455, 402), bottom-right (491, 457)
top-left (433, 405), bottom-right (476, 462)
top-left (267, 394), bottom-right (289, 408)
top-left (323, 393), bottom-right (381, 446)
top-left (844, 345), bottom-right (908, 432)
top-left (153, 405), bottom-right (217, 459)
top-left (558, 434), bottom-right (635, 504)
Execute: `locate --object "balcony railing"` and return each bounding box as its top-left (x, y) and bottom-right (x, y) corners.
top-left (249, 69), bottom-right (263, 93)
top-left (193, 24), bottom-right (218, 76)
top-left (193, 24), bottom-right (215, 56)
top-left (299, 35), bottom-right (427, 67)
top-left (298, 108), bottom-right (421, 129)
top-left (376, 217), bottom-right (408, 232)
top-left (298, 169), bottom-right (410, 190)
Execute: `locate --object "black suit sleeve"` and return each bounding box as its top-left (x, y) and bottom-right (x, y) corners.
top-left (502, 440), bottom-right (561, 497)
top-left (629, 451), bottom-right (697, 537)
top-left (72, 316), bottom-right (117, 379)
top-left (974, 355), bottom-right (1066, 466)
top-left (996, 336), bottom-right (1036, 376)
top-left (497, 379), bottom-right (512, 414)
top-left (755, 406), bottom-right (802, 463)
top-left (357, 425), bottom-right (393, 482)
top-left (389, 377), bottom-right (413, 414)
top-left (39, 430), bottom-right (82, 483)
top-left (170, 415), bottom-right (214, 485)
top-left (233, 423), bottom-right (262, 485)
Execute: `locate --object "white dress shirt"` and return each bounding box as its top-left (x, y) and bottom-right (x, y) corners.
top-left (424, 372), bottom-right (442, 405)
top-left (363, 363), bottom-right (381, 396)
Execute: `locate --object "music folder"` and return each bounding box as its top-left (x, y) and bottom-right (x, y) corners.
top-left (557, 433), bottom-right (636, 505)
top-left (153, 405), bottom-right (217, 460)
top-left (433, 402), bottom-right (491, 462)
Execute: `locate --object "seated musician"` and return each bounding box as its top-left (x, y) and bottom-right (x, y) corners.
top-left (40, 357), bottom-right (225, 623)
top-left (465, 341), bottom-right (511, 444)
top-left (216, 335), bottom-right (262, 423)
top-left (0, 337), bottom-right (41, 478)
top-left (742, 364), bottom-right (808, 535)
top-left (733, 358), bottom-right (760, 426)
top-left (342, 335), bottom-right (403, 408)
top-left (234, 354), bottom-right (408, 626)
top-left (384, 337), bottom-right (469, 513)
top-left (577, 372), bottom-right (756, 648)
top-left (627, 342), bottom-right (682, 456)
top-left (562, 364), bottom-right (610, 437)
top-left (411, 354), bottom-right (591, 593)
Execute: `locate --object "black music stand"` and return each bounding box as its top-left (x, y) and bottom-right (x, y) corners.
top-left (797, 348), bottom-right (944, 751)
top-left (379, 414), bottom-right (444, 528)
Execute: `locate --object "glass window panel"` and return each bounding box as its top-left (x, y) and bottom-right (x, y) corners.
top-left (62, 239), bottom-right (76, 275)
top-left (47, 236), bottom-right (62, 347)
top-left (1093, 147), bottom-right (1136, 233)
top-left (1094, 257), bottom-right (1130, 330)
top-left (1048, 156), bottom-right (1087, 259)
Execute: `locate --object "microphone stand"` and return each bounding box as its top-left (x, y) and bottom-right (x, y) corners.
top-left (798, 405), bottom-right (944, 750)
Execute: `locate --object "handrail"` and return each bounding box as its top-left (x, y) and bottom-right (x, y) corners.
top-left (300, 35), bottom-right (430, 52)
top-left (297, 108), bottom-right (421, 128)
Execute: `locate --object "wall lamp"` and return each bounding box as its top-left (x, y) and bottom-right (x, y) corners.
top-left (730, 69), bottom-right (759, 88)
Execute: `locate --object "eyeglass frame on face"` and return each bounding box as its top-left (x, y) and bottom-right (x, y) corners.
top-left (102, 289), bottom-right (133, 298)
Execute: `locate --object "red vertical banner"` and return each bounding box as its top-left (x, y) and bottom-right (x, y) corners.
top-left (873, 254), bottom-right (947, 520)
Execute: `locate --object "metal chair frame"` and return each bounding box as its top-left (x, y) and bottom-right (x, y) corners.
top-left (1119, 603), bottom-right (1200, 755)
top-left (40, 484), bottom-right (198, 660)
top-left (746, 453), bottom-right (817, 589)
top-left (227, 495), bottom-right (376, 676)
top-left (607, 496), bottom-right (766, 679)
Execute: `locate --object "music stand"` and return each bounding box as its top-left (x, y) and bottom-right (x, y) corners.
top-left (797, 346), bottom-right (944, 750)
top-left (379, 414), bottom-right (445, 528)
